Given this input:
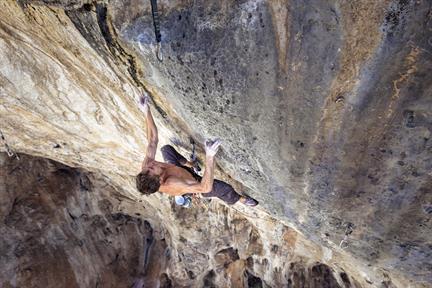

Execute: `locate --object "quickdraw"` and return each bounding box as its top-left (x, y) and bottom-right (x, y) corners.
top-left (0, 130), bottom-right (19, 160)
top-left (339, 222), bottom-right (354, 249)
top-left (150, 0), bottom-right (163, 61)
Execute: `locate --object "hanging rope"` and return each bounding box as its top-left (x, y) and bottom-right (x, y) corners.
top-left (150, 0), bottom-right (163, 61)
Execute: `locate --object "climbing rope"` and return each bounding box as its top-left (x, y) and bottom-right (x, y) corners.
top-left (150, 0), bottom-right (163, 61)
top-left (189, 138), bottom-right (202, 175)
top-left (0, 130), bottom-right (19, 160)
top-left (190, 138), bottom-right (197, 161)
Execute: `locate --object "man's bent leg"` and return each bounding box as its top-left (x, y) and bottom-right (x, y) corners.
top-left (161, 145), bottom-right (187, 166)
top-left (161, 145), bottom-right (201, 182)
top-left (203, 180), bottom-right (241, 205)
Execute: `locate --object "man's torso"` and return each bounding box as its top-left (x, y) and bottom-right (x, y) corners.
top-left (158, 162), bottom-right (198, 196)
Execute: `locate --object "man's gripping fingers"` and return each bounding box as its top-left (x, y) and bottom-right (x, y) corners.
top-left (139, 94), bottom-right (150, 106)
top-left (139, 94), bottom-right (151, 114)
top-left (205, 138), bottom-right (222, 156)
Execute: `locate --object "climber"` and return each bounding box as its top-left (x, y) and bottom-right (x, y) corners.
top-left (135, 93), bottom-right (258, 207)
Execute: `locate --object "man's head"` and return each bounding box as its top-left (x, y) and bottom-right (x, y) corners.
top-left (136, 169), bottom-right (161, 195)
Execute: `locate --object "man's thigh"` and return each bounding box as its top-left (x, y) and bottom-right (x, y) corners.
top-left (204, 180), bottom-right (241, 205)
top-left (160, 145), bottom-right (186, 166)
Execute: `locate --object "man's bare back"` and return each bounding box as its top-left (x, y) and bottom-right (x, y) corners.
top-left (144, 160), bottom-right (199, 196)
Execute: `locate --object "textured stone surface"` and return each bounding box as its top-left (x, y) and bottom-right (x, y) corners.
top-left (0, 0), bottom-right (431, 287)
top-left (0, 153), bottom-right (167, 287)
top-left (1, 153), bottom-right (363, 287)
top-left (112, 0), bottom-right (432, 285)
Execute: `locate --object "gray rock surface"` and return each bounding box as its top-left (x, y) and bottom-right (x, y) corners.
top-left (111, 0), bottom-right (432, 284)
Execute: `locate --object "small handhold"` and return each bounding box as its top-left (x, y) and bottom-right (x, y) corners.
top-left (404, 110), bottom-right (415, 128)
top-left (335, 95), bottom-right (345, 104)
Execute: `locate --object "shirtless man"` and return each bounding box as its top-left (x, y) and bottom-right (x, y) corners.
top-left (135, 95), bottom-right (258, 207)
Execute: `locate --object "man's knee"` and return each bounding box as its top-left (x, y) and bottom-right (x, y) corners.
top-left (161, 145), bottom-right (175, 156)
top-left (161, 145), bottom-right (181, 164)
top-left (161, 144), bottom-right (174, 152)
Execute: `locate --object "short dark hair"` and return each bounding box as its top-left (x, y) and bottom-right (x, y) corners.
top-left (136, 171), bottom-right (160, 195)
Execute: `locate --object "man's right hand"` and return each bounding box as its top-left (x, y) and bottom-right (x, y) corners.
top-left (205, 138), bottom-right (222, 157)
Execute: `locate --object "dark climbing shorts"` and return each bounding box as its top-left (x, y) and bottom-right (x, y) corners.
top-left (160, 145), bottom-right (241, 205)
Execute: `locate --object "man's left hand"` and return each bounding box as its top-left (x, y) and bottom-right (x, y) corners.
top-left (139, 93), bottom-right (150, 115)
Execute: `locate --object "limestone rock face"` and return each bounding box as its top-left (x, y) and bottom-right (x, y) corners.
top-left (1, 153), bottom-right (359, 287)
top-left (0, 154), bottom-right (166, 288)
top-left (0, 0), bottom-right (431, 287)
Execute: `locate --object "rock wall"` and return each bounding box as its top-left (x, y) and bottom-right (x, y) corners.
top-left (0, 153), bottom-right (167, 287)
top-left (1, 153), bottom-right (362, 287)
top-left (0, 0), bottom-right (431, 287)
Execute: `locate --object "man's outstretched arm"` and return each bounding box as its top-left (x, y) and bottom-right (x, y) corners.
top-left (199, 139), bottom-right (221, 193)
top-left (139, 94), bottom-right (158, 166)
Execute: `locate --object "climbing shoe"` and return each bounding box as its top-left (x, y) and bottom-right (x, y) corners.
top-left (240, 196), bottom-right (259, 207)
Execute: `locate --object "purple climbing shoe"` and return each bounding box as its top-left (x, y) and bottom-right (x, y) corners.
top-left (240, 196), bottom-right (259, 207)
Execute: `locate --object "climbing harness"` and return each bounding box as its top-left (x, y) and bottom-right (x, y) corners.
top-left (172, 139), bottom-right (203, 208)
top-left (150, 0), bottom-right (163, 61)
top-left (0, 130), bottom-right (19, 160)
top-left (173, 139), bottom-right (199, 208)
